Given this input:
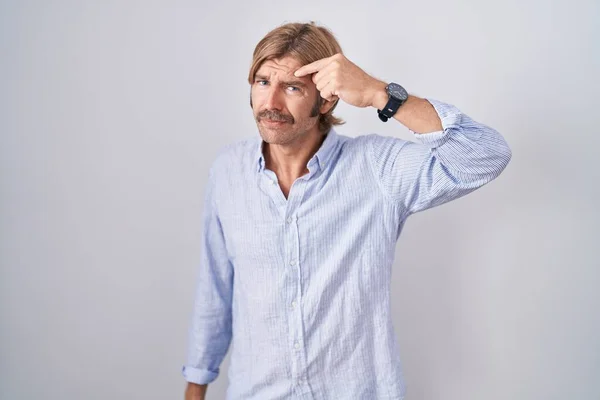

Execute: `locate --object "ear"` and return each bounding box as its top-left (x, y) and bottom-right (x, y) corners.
top-left (320, 97), bottom-right (338, 114)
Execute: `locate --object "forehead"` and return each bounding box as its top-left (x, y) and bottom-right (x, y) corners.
top-left (256, 56), bottom-right (304, 79)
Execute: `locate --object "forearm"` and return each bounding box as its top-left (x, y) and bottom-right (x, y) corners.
top-left (185, 383), bottom-right (207, 400)
top-left (369, 80), bottom-right (443, 134)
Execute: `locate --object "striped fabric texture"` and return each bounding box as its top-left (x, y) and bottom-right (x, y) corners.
top-left (182, 98), bottom-right (512, 399)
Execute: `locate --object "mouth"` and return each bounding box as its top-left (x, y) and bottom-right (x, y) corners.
top-left (261, 119), bottom-right (289, 126)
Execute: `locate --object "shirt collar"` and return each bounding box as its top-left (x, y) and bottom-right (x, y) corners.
top-left (255, 128), bottom-right (339, 173)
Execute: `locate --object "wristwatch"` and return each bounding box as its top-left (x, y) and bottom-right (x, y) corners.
top-left (377, 82), bottom-right (408, 122)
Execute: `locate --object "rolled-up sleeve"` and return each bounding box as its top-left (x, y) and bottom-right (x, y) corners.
top-left (368, 98), bottom-right (512, 217)
top-left (182, 163), bottom-right (233, 385)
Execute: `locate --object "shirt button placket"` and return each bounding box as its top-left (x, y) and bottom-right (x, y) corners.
top-left (285, 188), bottom-right (312, 397)
top-left (287, 213), bottom-right (300, 389)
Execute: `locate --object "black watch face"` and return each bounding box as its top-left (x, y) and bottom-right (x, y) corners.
top-left (386, 83), bottom-right (408, 101)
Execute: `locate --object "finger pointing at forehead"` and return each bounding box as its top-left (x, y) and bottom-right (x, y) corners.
top-left (294, 56), bottom-right (334, 77)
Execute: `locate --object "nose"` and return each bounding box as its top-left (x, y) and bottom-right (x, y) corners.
top-left (264, 86), bottom-right (284, 111)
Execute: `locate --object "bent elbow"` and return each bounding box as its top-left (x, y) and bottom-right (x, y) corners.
top-left (493, 137), bottom-right (512, 178)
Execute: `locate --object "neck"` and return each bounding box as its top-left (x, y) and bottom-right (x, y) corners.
top-left (264, 130), bottom-right (327, 181)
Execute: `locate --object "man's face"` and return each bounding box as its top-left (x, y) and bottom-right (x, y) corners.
top-left (251, 56), bottom-right (329, 145)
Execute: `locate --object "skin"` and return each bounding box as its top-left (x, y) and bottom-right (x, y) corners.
top-left (293, 53), bottom-right (442, 135)
top-left (251, 56), bottom-right (337, 198)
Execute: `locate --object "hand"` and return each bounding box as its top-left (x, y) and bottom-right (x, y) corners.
top-left (294, 53), bottom-right (385, 108)
top-left (185, 383), bottom-right (207, 400)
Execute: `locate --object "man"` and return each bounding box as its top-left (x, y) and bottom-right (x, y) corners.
top-left (182, 21), bottom-right (511, 400)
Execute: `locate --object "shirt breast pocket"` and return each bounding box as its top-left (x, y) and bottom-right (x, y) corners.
top-left (227, 220), bottom-right (283, 269)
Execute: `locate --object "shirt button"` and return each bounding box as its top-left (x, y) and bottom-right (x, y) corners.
top-left (291, 301), bottom-right (297, 308)
top-left (294, 341), bottom-right (300, 349)
top-left (290, 260), bottom-right (296, 266)
top-left (286, 217), bottom-right (293, 223)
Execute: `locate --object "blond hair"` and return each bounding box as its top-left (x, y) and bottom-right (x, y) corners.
top-left (248, 21), bottom-right (345, 134)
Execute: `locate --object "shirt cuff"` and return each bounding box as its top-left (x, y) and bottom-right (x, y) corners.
top-left (182, 365), bottom-right (219, 385)
top-left (409, 98), bottom-right (464, 148)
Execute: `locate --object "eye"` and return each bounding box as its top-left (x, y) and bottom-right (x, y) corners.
top-left (287, 86), bottom-right (300, 92)
top-left (256, 80), bottom-right (268, 86)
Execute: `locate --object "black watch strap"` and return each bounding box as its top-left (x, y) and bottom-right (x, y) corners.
top-left (377, 96), bottom-right (404, 122)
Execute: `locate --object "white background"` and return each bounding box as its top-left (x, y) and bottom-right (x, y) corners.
top-left (1, 0), bottom-right (598, 399)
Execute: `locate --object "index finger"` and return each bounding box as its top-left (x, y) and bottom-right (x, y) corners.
top-left (294, 56), bottom-right (333, 77)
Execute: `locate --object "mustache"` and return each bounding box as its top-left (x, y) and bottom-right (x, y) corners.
top-left (257, 109), bottom-right (294, 124)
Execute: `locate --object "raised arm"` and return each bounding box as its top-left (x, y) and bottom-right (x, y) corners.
top-left (294, 53), bottom-right (511, 217)
top-left (367, 97), bottom-right (511, 217)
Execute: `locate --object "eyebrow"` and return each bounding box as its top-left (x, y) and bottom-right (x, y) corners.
top-left (254, 75), bottom-right (307, 88)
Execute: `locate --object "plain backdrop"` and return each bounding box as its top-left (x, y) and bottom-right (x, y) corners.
top-left (1, 1), bottom-right (598, 399)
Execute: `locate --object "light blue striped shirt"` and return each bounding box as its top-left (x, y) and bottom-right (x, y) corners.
top-left (182, 98), bottom-right (511, 399)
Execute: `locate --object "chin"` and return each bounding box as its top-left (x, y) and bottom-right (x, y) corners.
top-left (259, 130), bottom-right (292, 146)
top-left (257, 127), bottom-right (275, 142)
top-left (258, 124), bottom-right (284, 136)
